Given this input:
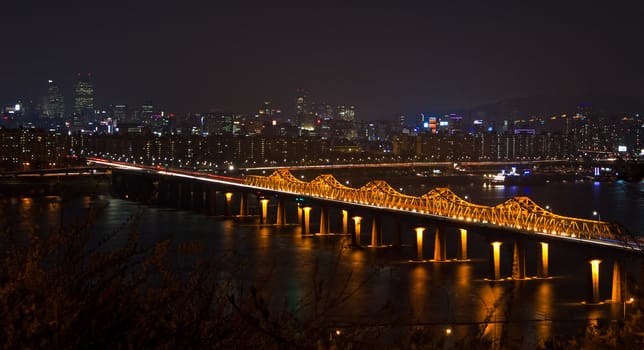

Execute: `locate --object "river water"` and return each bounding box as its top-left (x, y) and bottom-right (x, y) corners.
top-left (2, 176), bottom-right (643, 347)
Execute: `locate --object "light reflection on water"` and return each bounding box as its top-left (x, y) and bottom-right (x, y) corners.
top-left (2, 178), bottom-right (642, 347)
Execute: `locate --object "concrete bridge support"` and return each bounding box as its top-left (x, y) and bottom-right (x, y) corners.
top-left (166, 181), bottom-right (179, 208)
top-left (537, 242), bottom-right (549, 278)
top-left (341, 210), bottom-right (349, 235)
top-left (490, 241), bottom-right (503, 280)
top-left (457, 228), bottom-right (468, 260)
top-left (190, 183), bottom-right (204, 212)
top-left (433, 225), bottom-right (446, 261)
top-left (415, 226), bottom-right (426, 261)
top-left (259, 197), bottom-right (269, 224)
top-left (207, 187), bottom-right (217, 215)
top-left (276, 197), bottom-right (287, 226)
top-left (157, 180), bottom-right (171, 206)
top-left (611, 260), bottom-right (623, 303)
top-left (352, 216), bottom-right (362, 247)
top-left (319, 206), bottom-right (330, 234)
top-left (178, 182), bottom-right (191, 209)
top-left (512, 240), bottom-right (526, 279)
top-left (224, 192), bottom-right (233, 217)
top-left (302, 206), bottom-right (312, 236)
top-left (239, 192), bottom-right (248, 217)
top-left (589, 259), bottom-right (602, 304)
top-left (297, 205), bottom-right (303, 225)
top-left (371, 215), bottom-right (382, 246)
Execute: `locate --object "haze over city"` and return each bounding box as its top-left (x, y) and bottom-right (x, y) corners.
top-left (2, 1), bottom-right (643, 118)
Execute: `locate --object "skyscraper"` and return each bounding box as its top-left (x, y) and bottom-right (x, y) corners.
top-left (46, 80), bottom-right (64, 118)
top-left (295, 89), bottom-right (308, 127)
top-left (74, 73), bottom-right (94, 116)
top-left (336, 105), bottom-right (356, 122)
top-left (112, 104), bottom-right (128, 122)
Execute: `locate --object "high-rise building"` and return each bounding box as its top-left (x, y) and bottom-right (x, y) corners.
top-left (141, 102), bottom-right (154, 122)
top-left (112, 104), bottom-right (128, 122)
top-left (336, 105), bottom-right (356, 122)
top-left (295, 89), bottom-right (308, 127)
top-left (258, 100), bottom-right (271, 117)
top-left (74, 73), bottom-right (94, 116)
top-left (46, 80), bottom-right (65, 119)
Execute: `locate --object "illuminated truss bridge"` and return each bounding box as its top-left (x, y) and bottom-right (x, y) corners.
top-left (245, 169), bottom-right (628, 243)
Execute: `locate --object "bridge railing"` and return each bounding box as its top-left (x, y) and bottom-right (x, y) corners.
top-left (244, 170), bottom-right (624, 242)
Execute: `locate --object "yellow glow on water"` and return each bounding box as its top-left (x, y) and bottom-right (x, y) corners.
top-left (409, 265), bottom-right (429, 319)
top-left (21, 197), bottom-right (33, 211)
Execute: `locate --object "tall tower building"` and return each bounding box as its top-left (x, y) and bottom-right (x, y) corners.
top-left (295, 89), bottom-right (308, 127)
top-left (112, 104), bottom-right (128, 122)
top-left (46, 80), bottom-right (65, 118)
top-left (336, 105), bottom-right (356, 122)
top-left (74, 73), bottom-right (95, 117)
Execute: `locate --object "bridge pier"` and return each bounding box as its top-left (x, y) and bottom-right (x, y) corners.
top-left (191, 183), bottom-right (204, 212)
top-left (512, 240), bottom-right (526, 279)
top-left (239, 192), bottom-right (248, 217)
top-left (352, 216), bottom-right (362, 247)
top-left (457, 228), bottom-right (468, 260)
top-left (224, 192), bottom-right (233, 217)
top-left (537, 242), bottom-right (549, 278)
top-left (611, 260), bottom-right (623, 303)
top-left (276, 196), bottom-right (287, 226)
top-left (157, 179), bottom-right (171, 206)
top-left (589, 259), bottom-right (602, 303)
top-left (178, 182), bottom-right (188, 208)
top-left (302, 206), bottom-right (312, 235)
top-left (297, 204), bottom-right (303, 225)
top-left (188, 183), bottom-right (195, 210)
top-left (319, 206), bottom-right (330, 234)
top-left (207, 187), bottom-right (217, 215)
top-left (371, 215), bottom-right (382, 246)
top-left (415, 226), bottom-right (426, 261)
top-left (490, 241), bottom-right (503, 280)
top-left (341, 209), bottom-right (349, 235)
top-left (259, 197), bottom-right (269, 224)
top-left (168, 180), bottom-right (178, 207)
top-left (433, 225), bottom-right (446, 261)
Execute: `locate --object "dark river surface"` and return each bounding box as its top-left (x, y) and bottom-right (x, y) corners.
top-left (3, 174), bottom-right (643, 348)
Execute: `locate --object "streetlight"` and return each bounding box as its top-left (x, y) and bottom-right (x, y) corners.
top-left (593, 211), bottom-right (601, 221)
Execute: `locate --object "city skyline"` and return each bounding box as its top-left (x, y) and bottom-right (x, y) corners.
top-left (2, 2), bottom-right (643, 119)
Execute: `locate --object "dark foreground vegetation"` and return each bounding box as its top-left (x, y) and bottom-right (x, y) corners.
top-left (1, 198), bottom-right (643, 349)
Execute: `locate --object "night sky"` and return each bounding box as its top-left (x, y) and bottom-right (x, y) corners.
top-left (2, 1), bottom-right (643, 119)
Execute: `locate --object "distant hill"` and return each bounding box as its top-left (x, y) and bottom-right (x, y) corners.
top-left (456, 95), bottom-right (642, 121)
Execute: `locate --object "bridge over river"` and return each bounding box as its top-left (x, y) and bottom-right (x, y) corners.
top-left (88, 157), bottom-right (644, 304)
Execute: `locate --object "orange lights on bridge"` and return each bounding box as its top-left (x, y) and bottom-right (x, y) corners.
top-left (100, 161), bottom-right (630, 248)
top-left (244, 169), bottom-right (624, 244)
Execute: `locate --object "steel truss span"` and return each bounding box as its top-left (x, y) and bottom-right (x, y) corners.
top-left (245, 169), bottom-right (630, 244)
